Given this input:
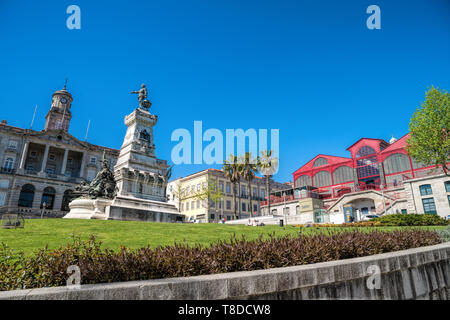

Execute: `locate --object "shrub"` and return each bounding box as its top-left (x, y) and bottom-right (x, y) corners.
top-left (437, 227), bottom-right (450, 242)
top-left (371, 214), bottom-right (449, 226)
top-left (0, 229), bottom-right (442, 291)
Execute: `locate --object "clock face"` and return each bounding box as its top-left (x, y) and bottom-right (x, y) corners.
top-left (60, 97), bottom-right (67, 104)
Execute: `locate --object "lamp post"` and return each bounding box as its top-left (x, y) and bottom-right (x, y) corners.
top-left (283, 191), bottom-right (287, 225)
top-left (380, 184), bottom-right (386, 214)
top-left (40, 202), bottom-right (47, 219)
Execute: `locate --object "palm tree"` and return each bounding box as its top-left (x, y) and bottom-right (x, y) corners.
top-left (257, 150), bottom-right (278, 216)
top-left (241, 152), bottom-right (258, 217)
top-left (222, 155), bottom-right (242, 220)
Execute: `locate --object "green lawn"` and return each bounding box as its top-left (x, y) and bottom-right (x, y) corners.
top-left (0, 219), bottom-right (446, 256)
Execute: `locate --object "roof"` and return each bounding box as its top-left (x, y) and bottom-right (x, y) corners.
top-left (346, 138), bottom-right (389, 151)
top-left (380, 133), bottom-right (410, 154)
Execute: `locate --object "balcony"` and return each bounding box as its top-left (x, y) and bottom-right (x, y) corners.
top-left (0, 167), bottom-right (16, 174)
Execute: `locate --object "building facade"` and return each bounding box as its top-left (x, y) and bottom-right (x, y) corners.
top-left (167, 168), bottom-right (288, 222)
top-left (260, 134), bottom-right (450, 223)
top-left (0, 85), bottom-right (119, 218)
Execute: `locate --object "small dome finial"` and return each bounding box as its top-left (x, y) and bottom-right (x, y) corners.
top-left (63, 78), bottom-right (68, 90)
top-left (389, 134), bottom-right (397, 144)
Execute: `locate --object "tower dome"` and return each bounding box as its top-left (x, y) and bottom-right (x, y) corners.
top-left (389, 135), bottom-right (397, 144)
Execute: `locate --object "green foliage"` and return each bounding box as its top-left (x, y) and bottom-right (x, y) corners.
top-left (436, 227), bottom-right (450, 242)
top-left (371, 214), bottom-right (449, 226)
top-left (0, 229), bottom-right (442, 291)
top-left (406, 86), bottom-right (450, 176)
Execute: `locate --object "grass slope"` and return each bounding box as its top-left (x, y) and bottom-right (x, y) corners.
top-left (0, 219), bottom-right (446, 256)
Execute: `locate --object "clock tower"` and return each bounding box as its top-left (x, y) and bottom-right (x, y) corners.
top-left (44, 83), bottom-right (73, 132)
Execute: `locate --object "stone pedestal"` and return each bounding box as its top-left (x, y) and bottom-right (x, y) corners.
top-left (64, 198), bottom-right (112, 220)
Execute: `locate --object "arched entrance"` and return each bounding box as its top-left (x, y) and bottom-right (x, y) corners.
top-left (41, 187), bottom-right (56, 209)
top-left (343, 198), bottom-right (376, 222)
top-left (18, 184), bottom-right (35, 207)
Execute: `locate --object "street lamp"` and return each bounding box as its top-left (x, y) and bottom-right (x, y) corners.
top-left (380, 184), bottom-right (386, 214)
top-left (41, 202), bottom-right (47, 219)
top-left (283, 191), bottom-right (287, 225)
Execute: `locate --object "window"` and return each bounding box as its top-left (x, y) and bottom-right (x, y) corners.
top-left (252, 188), bottom-right (257, 199)
top-left (422, 198), bottom-right (437, 214)
top-left (196, 200), bottom-right (200, 209)
top-left (253, 204), bottom-right (257, 214)
top-left (445, 181), bottom-right (450, 193)
top-left (283, 207), bottom-right (290, 215)
top-left (180, 203), bottom-right (184, 211)
top-left (48, 154), bottom-right (56, 161)
top-left (87, 169), bottom-right (96, 182)
top-left (271, 209), bottom-right (277, 215)
top-left (356, 146), bottom-right (376, 158)
top-left (313, 171), bottom-right (332, 187)
top-left (261, 189), bottom-right (265, 200)
top-left (0, 191), bottom-right (5, 206)
top-left (383, 153), bottom-right (411, 175)
top-left (448, 195), bottom-right (450, 207)
top-left (191, 201), bottom-right (195, 210)
top-left (333, 166), bottom-right (354, 184)
top-left (419, 184), bottom-right (432, 196)
top-left (90, 157), bottom-right (96, 164)
top-left (295, 175), bottom-right (312, 188)
top-left (226, 200), bottom-right (231, 210)
top-left (226, 183), bottom-right (231, 193)
top-left (219, 181), bottom-right (224, 192)
top-left (186, 202), bottom-right (189, 210)
top-left (197, 184), bottom-right (200, 191)
top-left (241, 186), bottom-right (247, 197)
top-left (313, 157), bottom-right (328, 167)
top-left (296, 205), bottom-right (300, 215)
top-left (356, 155), bottom-right (379, 179)
top-left (0, 179), bottom-right (9, 189)
top-left (8, 140), bottom-right (18, 149)
top-left (210, 214), bottom-right (215, 220)
top-left (3, 157), bottom-right (14, 170)
top-left (18, 184), bottom-right (35, 207)
top-left (401, 209), bottom-right (407, 214)
top-left (67, 158), bottom-right (73, 165)
top-left (191, 185), bottom-right (195, 193)
top-left (202, 182), bottom-right (207, 189)
top-left (242, 203), bottom-right (246, 212)
top-left (29, 151), bottom-right (37, 159)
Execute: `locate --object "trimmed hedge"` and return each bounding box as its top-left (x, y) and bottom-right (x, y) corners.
top-left (371, 214), bottom-right (449, 226)
top-left (0, 229), bottom-right (442, 291)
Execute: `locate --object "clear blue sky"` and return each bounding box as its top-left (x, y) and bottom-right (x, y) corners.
top-left (0, 0), bottom-right (449, 183)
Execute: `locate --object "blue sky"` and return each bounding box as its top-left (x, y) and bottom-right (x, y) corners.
top-left (0, 0), bottom-right (449, 183)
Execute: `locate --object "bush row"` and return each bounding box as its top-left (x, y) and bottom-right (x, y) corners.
top-left (0, 229), bottom-right (442, 291)
top-left (294, 214), bottom-right (449, 228)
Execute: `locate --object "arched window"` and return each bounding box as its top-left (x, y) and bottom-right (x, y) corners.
top-left (356, 146), bottom-right (376, 158)
top-left (313, 171), bottom-right (332, 187)
top-left (18, 184), bottom-right (35, 207)
top-left (333, 166), bottom-right (354, 184)
top-left (419, 184), bottom-right (432, 196)
top-left (313, 157), bottom-right (328, 167)
top-left (41, 187), bottom-right (56, 209)
top-left (61, 189), bottom-right (74, 211)
top-left (383, 153), bottom-right (411, 174)
top-left (295, 175), bottom-right (312, 188)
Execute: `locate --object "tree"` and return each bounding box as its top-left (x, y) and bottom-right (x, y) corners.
top-left (192, 175), bottom-right (224, 222)
top-left (406, 86), bottom-right (450, 176)
top-left (257, 149), bottom-right (279, 216)
top-left (170, 182), bottom-right (187, 213)
top-left (240, 152), bottom-right (258, 217)
top-left (222, 155), bottom-right (242, 220)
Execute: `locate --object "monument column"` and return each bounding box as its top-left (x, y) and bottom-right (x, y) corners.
top-left (61, 149), bottom-right (69, 175)
top-left (39, 144), bottom-right (50, 174)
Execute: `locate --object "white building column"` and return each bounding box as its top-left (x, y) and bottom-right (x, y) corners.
top-left (19, 141), bottom-right (29, 169)
top-left (61, 149), bottom-right (69, 175)
top-left (79, 151), bottom-right (87, 178)
top-left (39, 144), bottom-right (50, 174)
